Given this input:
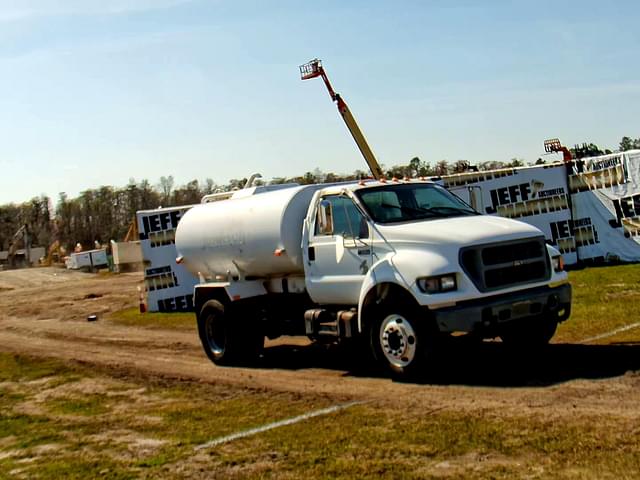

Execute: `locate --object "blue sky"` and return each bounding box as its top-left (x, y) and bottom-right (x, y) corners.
top-left (1, 0), bottom-right (639, 204)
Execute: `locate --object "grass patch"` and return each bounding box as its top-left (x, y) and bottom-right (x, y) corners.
top-left (48, 395), bottom-right (110, 417)
top-left (108, 307), bottom-right (195, 330)
top-left (0, 354), bottom-right (70, 383)
top-left (24, 460), bottom-right (129, 480)
top-left (0, 353), bottom-right (333, 478)
top-left (0, 412), bottom-right (54, 443)
top-left (0, 351), bottom-right (639, 478)
top-left (555, 264), bottom-right (640, 343)
top-left (201, 405), bottom-right (640, 479)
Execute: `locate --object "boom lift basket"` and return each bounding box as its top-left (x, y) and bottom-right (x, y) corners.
top-left (299, 59), bottom-right (322, 80)
top-left (544, 138), bottom-right (562, 153)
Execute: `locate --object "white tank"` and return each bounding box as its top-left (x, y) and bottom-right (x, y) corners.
top-left (176, 184), bottom-right (323, 279)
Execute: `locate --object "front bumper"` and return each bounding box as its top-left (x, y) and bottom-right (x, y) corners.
top-left (430, 283), bottom-right (572, 333)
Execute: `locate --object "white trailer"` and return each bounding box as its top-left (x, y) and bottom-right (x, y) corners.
top-left (176, 180), bottom-right (571, 377)
top-left (66, 249), bottom-right (108, 270)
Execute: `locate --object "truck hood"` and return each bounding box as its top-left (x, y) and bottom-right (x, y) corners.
top-left (375, 215), bottom-right (543, 247)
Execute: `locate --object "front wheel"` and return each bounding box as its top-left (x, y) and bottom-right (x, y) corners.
top-left (369, 307), bottom-right (433, 378)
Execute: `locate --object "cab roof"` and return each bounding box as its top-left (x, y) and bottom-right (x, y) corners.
top-left (317, 178), bottom-right (437, 195)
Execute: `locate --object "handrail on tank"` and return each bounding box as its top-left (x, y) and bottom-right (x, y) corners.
top-left (201, 172), bottom-right (263, 203)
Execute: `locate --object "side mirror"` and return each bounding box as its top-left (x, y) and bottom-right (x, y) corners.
top-left (317, 200), bottom-right (333, 235)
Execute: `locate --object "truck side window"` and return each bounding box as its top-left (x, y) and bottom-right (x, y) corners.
top-left (315, 196), bottom-right (367, 238)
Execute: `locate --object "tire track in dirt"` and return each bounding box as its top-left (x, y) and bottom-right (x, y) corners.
top-left (1, 268), bottom-right (640, 423)
top-left (1, 321), bottom-right (640, 423)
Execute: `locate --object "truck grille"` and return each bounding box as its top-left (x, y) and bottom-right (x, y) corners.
top-left (459, 237), bottom-right (550, 292)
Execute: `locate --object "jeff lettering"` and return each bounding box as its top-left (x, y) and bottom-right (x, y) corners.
top-left (157, 294), bottom-right (194, 312)
top-left (550, 220), bottom-right (572, 244)
top-left (610, 194), bottom-right (640, 228)
top-left (486, 183), bottom-right (532, 214)
top-left (140, 210), bottom-right (183, 240)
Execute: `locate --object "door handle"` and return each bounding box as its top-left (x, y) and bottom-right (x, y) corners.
top-left (308, 246), bottom-right (315, 261)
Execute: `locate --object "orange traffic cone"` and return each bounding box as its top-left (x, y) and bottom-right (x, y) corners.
top-left (137, 286), bottom-right (147, 313)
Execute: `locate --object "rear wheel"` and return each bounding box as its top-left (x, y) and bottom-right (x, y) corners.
top-left (197, 299), bottom-right (263, 366)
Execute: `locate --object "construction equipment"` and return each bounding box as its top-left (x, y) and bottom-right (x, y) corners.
top-left (7, 225), bottom-right (30, 268)
top-left (544, 138), bottom-right (579, 262)
top-left (544, 138), bottom-right (573, 162)
top-left (123, 218), bottom-right (139, 242)
top-left (300, 59), bottom-right (385, 180)
top-left (41, 240), bottom-right (67, 267)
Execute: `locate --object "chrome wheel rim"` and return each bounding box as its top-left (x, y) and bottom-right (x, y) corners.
top-left (379, 314), bottom-right (417, 368)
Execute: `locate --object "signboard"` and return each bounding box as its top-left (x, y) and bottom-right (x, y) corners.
top-left (137, 206), bottom-right (197, 312)
top-left (568, 151), bottom-right (640, 264)
top-left (443, 150), bottom-right (640, 266)
top-left (443, 163), bottom-right (577, 264)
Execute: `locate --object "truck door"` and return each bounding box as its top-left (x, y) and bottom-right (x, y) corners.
top-left (304, 194), bottom-right (371, 305)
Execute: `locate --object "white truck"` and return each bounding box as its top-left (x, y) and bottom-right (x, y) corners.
top-left (175, 179), bottom-right (571, 377)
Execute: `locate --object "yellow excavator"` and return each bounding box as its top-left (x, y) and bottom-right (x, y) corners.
top-left (41, 240), bottom-right (67, 267)
top-left (123, 217), bottom-right (139, 242)
top-left (300, 59), bottom-right (385, 180)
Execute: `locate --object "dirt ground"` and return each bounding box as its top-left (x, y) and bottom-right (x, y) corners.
top-left (1, 267), bottom-right (640, 424)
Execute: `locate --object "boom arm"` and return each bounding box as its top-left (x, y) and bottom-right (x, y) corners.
top-left (300, 59), bottom-right (385, 180)
top-left (8, 224), bottom-right (29, 267)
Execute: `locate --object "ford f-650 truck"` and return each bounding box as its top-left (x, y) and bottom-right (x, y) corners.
top-left (175, 179), bottom-right (571, 377)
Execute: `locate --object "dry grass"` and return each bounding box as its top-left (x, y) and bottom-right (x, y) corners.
top-left (1, 352), bottom-right (640, 479)
top-left (107, 307), bottom-right (195, 331)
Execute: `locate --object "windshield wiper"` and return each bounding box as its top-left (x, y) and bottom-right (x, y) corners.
top-left (380, 203), bottom-right (452, 219)
top-left (417, 206), bottom-right (478, 216)
top-left (378, 203), bottom-right (477, 221)
top-left (381, 203), bottom-right (419, 213)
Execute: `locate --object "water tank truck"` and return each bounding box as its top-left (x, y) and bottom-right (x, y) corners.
top-left (175, 179), bottom-right (571, 377)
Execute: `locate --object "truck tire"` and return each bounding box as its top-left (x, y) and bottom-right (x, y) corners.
top-left (197, 299), bottom-right (263, 366)
top-left (369, 305), bottom-right (433, 378)
top-left (499, 316), bottom-right (558, 349)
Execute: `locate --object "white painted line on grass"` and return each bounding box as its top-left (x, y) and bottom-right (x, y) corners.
top-left (194, 400), bottom-right (363, 451)
top-left (580, 322), bottom-right (640, 344)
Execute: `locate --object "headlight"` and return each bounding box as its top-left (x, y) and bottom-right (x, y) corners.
top-left (417, 274), bottom-right (457, 294)
top-left (552, 255), bottom-right (564, 272)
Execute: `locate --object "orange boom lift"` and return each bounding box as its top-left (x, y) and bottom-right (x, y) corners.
top-left (300, 59), bottom-right (385, 180)
top-left (544, 138), bottom-right (573, 163)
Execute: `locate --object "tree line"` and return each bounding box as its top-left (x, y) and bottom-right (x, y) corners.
top-left (0, 178), bottom-right (219, 254)
top-left (1, 135), bottom-right (638, 255)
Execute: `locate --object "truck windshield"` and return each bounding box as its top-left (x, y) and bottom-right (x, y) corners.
top-left (355, 183), bottom-right (478, 224)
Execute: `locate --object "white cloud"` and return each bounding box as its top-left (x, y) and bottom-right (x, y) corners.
top-left (0, 0), bottom-right (193, 22)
